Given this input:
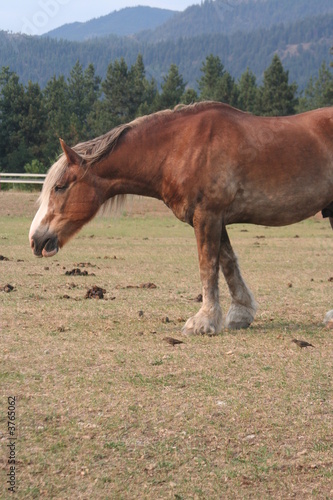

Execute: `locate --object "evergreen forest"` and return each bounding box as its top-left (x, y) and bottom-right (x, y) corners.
top-left (0, 50), bottom-right (332, 174)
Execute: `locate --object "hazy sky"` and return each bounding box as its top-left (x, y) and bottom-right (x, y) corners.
top-left (1, 0), bottom-right (201, 35)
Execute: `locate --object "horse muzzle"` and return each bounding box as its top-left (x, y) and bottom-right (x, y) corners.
top-left (30, 228), bottom-right (59, 258)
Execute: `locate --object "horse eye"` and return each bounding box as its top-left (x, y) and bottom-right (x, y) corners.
top-left (54, 184), bottom-right (68, 193)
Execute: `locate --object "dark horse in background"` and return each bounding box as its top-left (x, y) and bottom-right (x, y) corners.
top-left (29, 102), bottom-right (333, 335)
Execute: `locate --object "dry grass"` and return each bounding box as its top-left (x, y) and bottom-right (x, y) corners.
top-left (0, 191), bottom-right (332, 499)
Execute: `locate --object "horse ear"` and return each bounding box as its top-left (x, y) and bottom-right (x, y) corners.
top-left (59, 138), bottom-right (84, 166)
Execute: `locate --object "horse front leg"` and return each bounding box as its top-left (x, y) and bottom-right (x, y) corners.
top-left (182, 212), bottom-right (223, 336)
top-left (220, 224), bottom-right (257, 329)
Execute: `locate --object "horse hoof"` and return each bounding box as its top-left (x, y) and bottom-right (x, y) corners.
top-left (182, 311), bottom-right (222, 336)
top-left (225, 305), bottom-right (255, 330)
top-left (182, 324), bottom-right (217, 336)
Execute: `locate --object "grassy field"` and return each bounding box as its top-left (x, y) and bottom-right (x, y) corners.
top-left (1, 191), bottom-right (332, 499)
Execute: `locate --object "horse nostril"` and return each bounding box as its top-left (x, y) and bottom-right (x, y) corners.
top-left (30, 237), bottom-right (35, 249)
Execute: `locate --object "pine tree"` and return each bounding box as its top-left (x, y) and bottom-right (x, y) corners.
top-left (43, 75), bottom-right (71, 161)
top-left (0, 67), bottom-right (26, 172)
top-left (182, 88), bottom-right (199, 105)
top-left (0, 68), bottom-right (49, 172)
top-left (298, 63), bottom-right (333, 111)
top-left (84, 64), bottom-right (101, 111)
top-left (237, 68), bottom-right (258, 113)
top-left (157, 64), bottom-right (186, 110)
top-left (20, 81), bottom-right (47, 168)
top-left (198, 54), bottom-right (225, 101)
top-left (128, 54), bottom-right (146, 119)
top-left (216, 71), bottom-right (238, 106)
top-left (101, 58), bottom-right (131, 129)
top-left (126, 54), bottom-right (159, 118)
top-left (259, 54), bottom-right (298, 116)
top-left (135, 77), bottom-right (158, 117)
top-left (198, 54), bottom-right (237, 104)
top-left (67, 61), bottom-right (101, 143)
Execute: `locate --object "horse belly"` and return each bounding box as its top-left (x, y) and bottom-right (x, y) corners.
top-left (226, 186), bottom-right (328, 227)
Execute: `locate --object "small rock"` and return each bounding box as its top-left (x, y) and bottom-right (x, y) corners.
top-left (145, 463), bottom-right (157, 472)
top-left (243, 434), bottom-right (256, 441)
top-left (323, 309), bottom-right (333, 326)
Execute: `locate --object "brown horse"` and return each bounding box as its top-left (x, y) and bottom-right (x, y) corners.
top-left (29, 102), bottom-right (333, 335)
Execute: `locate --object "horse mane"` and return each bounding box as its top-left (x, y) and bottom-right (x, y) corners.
top-left (39, 102), bottom-right (223, 209)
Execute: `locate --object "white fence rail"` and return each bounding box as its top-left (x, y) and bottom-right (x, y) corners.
top-left (0, 173), bottom-right (46, 185)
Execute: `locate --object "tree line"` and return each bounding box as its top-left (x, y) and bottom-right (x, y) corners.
top-left (0, 52), bottom-right (332, 174)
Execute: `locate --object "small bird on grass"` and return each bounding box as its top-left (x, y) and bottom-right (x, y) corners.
top-left (163, 336), bottom-right (184, 346)
top-left (292, 339), bottom-right (315, 349)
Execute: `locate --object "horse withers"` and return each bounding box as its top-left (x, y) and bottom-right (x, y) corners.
top-left (29, 102), bottom-right (333, 335)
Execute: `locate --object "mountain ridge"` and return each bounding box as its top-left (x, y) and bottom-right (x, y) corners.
top-left (44, 0), bottom-right (333, 43)
top-left (142, 0), bottom-right (333, 42)
top-left (44, 6), bottom-right (176, 41)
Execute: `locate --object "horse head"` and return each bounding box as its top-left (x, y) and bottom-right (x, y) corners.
top-left (29, 139), bottom-right (102, 257)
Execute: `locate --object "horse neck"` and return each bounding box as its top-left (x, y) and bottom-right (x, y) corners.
top-left (95, 124), bottom-right (168, 201)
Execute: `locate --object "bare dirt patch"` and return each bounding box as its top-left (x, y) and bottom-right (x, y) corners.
top-left (85, 286), bottom-right (106, 299)
top-left (65, 268), bottom-right (91, 276)
top-left (1, 283), bottom-right (15, 292)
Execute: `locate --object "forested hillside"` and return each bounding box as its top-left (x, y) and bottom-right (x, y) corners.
top-left (44, 0), bottom-right (333, 43)
top-left (142, 0), bottom-right (333, 41)
top-left (45, 6), bottom-right (176, 41)
top-left (1, 13), bottom-right (332, 90)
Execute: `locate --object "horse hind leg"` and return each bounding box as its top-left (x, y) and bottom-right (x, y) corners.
top-left (220, 223), bottom-right (257, 329)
